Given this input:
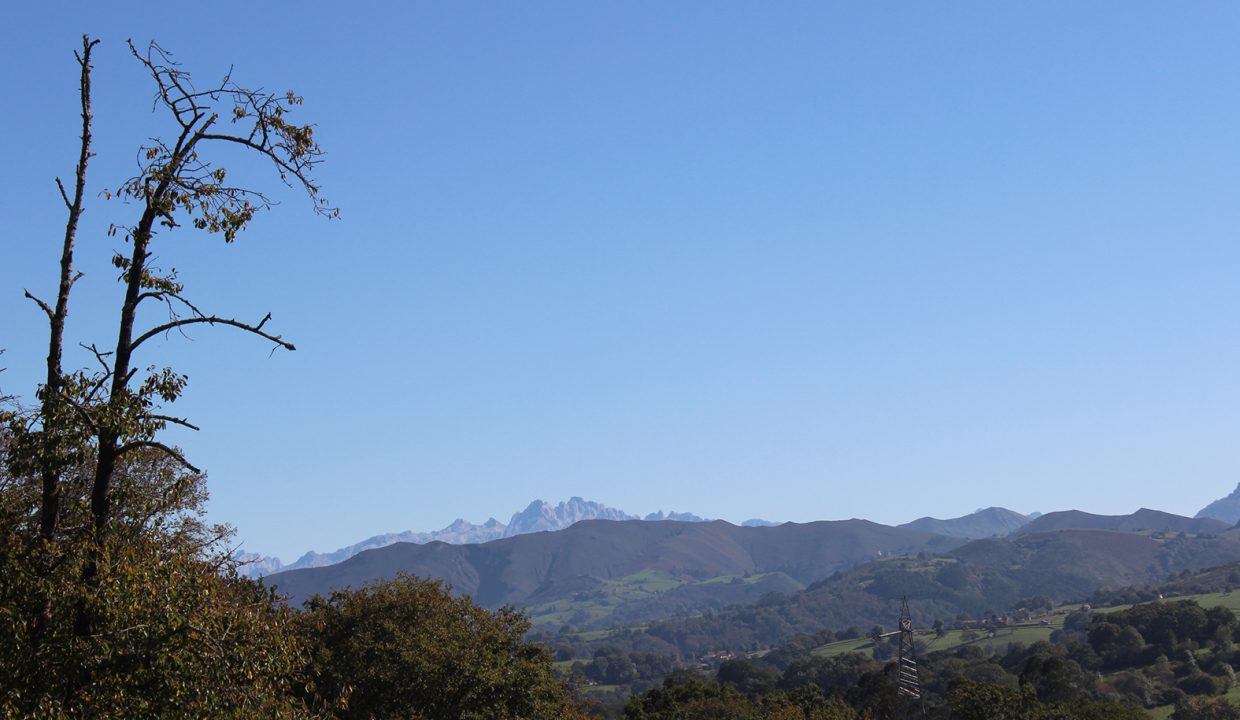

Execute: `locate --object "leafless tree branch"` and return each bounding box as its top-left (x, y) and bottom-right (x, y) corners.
top-left (137, 289), bottom-right (206, 322)
top-left (143, 414), bottom-right (200, 432)
top-left (55, 177), bottom-right (72, 210)
top-left (80, 343), bottom-right (114, 377)
top-left (24, 291), bottom-right (54, 320)
top-left (132, 313), bottom-right (295, 353)
top-left (115, 441), bottom-right (201, 474)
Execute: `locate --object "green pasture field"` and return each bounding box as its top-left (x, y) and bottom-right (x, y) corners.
top-left (527, 570), bottom-right (685, 627)
top-left (577, 684), bottom-right (622, 696)
top-left (811, 615), bottom-right (1067, 659)
top-left (533, 570), bottom-right (789, 633)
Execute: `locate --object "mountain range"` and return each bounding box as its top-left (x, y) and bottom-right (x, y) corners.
top-left (1010, 508), bottom-right (1230, 537)
top-left (251, 484), bottom-right (1240, 632)
top-left (239, 497), bottom-right (737, 578)
top-left (240, 494), bottom-right (1054, 580)
top-left (262, 495), bottom-right (1240, 637)
top-left (898, 506), bottom-right (1032, 538)
top-left (265, 518), bottom-right (968, 617)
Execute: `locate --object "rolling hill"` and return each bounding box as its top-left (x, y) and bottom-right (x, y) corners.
top-left (265, 518), bottom-right (966, 626)
top-left (564, 524), bottom-right (1240, 658)
top-left (1008, 508), bottom-right (1230, 537)
top-left (899, 506), bottom-right (1031, 539)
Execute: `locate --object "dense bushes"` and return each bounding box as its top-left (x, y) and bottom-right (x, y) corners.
top-left (0, 445), bottom-right (314, 718)
top-left (296, 574), bottom-right (587, 719)
top-left (0, 441), bottom-right (586, 718)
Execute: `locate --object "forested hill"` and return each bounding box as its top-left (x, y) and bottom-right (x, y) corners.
top-left (266, 519), bottom-right (965, 612)
top-left (601, 526), bottom-right (1240, 658)
top-left (1009, 508), bottom-right (1230, 537)
top-left (898, 506), bottom-right (1031, 538)
top-left (267, 507), bottom-right (1240, 634)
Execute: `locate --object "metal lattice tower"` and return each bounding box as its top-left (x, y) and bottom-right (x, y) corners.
top-left (895, 597), bottom-right (926, 716)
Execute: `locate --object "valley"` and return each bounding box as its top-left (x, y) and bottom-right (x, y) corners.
top-left (257, 490), bottom-right (1240, 717)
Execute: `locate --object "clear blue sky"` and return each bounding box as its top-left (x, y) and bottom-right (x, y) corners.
top-left (4, 3), bottom-right (1240, 562)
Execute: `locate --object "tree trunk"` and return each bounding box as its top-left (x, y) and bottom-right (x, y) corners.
top-left (35, 35), bottom-right (96, 637)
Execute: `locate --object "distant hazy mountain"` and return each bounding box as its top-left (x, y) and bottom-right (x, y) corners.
top-left (741, 518), bottom-right (781, 527)
top-left (280, 518), bottom-right (509, 572)
top-left (899, 507), bottom-right (1031, 539)
top-left (265, 518), bottom-right (967, 615)
top-left (643, 510), bottom-right (706, 522)
top-left (238, 497), bottom-right (763, 578)
top-left (233, 552), bottom-right (284, 577)
top-left (1010, 508), bottom-right (1230, 537)
top-left (1196, 483), bottom-right (1240, 524)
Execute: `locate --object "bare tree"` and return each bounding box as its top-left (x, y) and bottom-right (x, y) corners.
top-left (7, 35), bottom-right (100, 637)
top-left (5, 38), bottom-right (334, 637)
top-left (0, 37), bottom-right (336, 715)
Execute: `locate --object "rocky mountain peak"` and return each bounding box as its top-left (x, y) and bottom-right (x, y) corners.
top-left (644, 510), bottom-right (707, 522)
top-left (503, 497), bottom-right (638, 537)
top-left (1196, 483), bottom-right (1240, 524)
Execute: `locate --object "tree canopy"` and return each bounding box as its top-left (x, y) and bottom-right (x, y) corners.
top-left (297, 574), bottom-right (587, 719)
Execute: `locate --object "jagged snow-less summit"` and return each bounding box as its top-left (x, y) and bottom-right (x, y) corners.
top-left (643, 510), bottom-right (707, 522)
top-left (741, 518), bottom-right (782, 527)
top-left (1197, 483), bottom-right (1240, 525)
top-left (503, 497), bottom-right (637, 536)
top-left (237, 497), bottom-right (760, 578)
top-left (233, 552), bottom-right (284, 577)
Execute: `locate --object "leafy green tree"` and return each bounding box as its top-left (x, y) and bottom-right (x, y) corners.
top-left (1178, 672), bottom-right (1228, 697)
top-left (297, 574), bottom-right (588, 719)
top-left (1107, 669), bottom-right (1156, 708)
top-left (1098, 601), bottom-right (1210, 656)
top-left (845, 664), bottom-right (913, 719)
top-left (1019, 653), bottom-right (1093, 704)
top-left (779, 653), bottom-right (878, 697)
top-left (1056, 701), bottom-right (1149, 720)
top-left (589, 645), bottom-right (641, 685)
top-left (945, 680), bottom-right (1045, 720)
top-left (718, 657), bottom-right (781, 697)
top-left (0, 443), bottom-right (315, 717)
top-left (783, 686), bottom-right (858, 719)
top-left (1088, 621), bottom-right (1148, 669)
top-left (1172, 696), bottom-right (1240, 720)
top-left (624, 673), bottom-right (756, 720)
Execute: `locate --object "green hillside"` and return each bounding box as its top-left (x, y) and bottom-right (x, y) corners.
top-left (802, 587), bottom-right (1240, 719)
top-left (267, 518), bottom-right (966, 630)
top-left (526, 570), bottom-right (801, 629)
top-left (548, 528), bottom-right (1240, 660)
top-left (808, 591), bottom-right (1240, 662)
top-left (811, 615), bottom-right (1068, 659)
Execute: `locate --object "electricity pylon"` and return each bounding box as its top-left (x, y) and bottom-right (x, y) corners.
top-left (896, 597), bottom-right (924, 711)
top-left (876, 596), bottom-right (927, 716)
